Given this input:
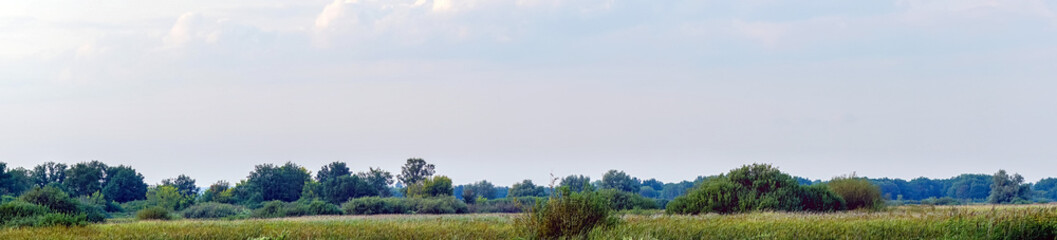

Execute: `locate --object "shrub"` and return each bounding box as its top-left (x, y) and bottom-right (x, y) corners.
top-left (468, 198), bottom-right (533, 213)
top-left (20, 186), bottom-right (79, 213)
top-left (516, 187), bottom-right (615, 239)
top-left (181, 202), bottom-right (247, 219)
top-left (342, 197), bottom-right (411, 215)
top-left (667, 164), bottom-right (848, 214)
top-left (341, 197), bottom-right (468, 215)
top-left (414, 197), bottom-right (468, 214)
top-left (596, 189), bottom-right (659, 210)
top-left (77, 203), bottom-right (108, 223)
top-left (304, 200), bottom-right (343, 215)
top-left (251, 201), bottom-right (299, 218)
top-left (136, 207), bottom-right (172, 220)
top-left (120, 200), bottom-right (152, 213)
top-left (0, 201), bottom-right (49, 225)
top-left (921, 197), bottom-right (961, 206)
top-left (827, 175), bottom-right (884, 210)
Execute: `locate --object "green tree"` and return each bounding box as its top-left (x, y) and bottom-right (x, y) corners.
top-left (0, 163), bottom-right (34, 195)
top-left (601, 170), bottom-right (640, 192)
top-left (316, 162), bottom-right (350, 183)
top-left (147, 185), bottom-right (194, 211)
top-left (988, 170), bottom-right (1031, 204)
top-left (358, 167), bottom-right (394, 197)
top-left (509, 179), bottom-right (547, 198)
top-left (245, 162), bottom-right (312, 202)
top-left (666, 164), bottom-right (845, 214)
top-left (559, 175), bottom-right (593, 193)
top-left (320, 175), bottom-right (375, 203)
top-left (161, 174), bottom-right (198, 197)
top-left (406, 176), bottom-right (454, 198)
top-left (461, 180), bottom-right (497, 203)
top-left (31, 162), bottom-right (68, 188)
top-left (64, 161), bottom-right (108, 196)
top-left (398, 158), bottom-right (434, 186)
top-left (101, 165), bottom-right (148, 203)
top-left (826, 174), bottom-right (883, 210)
top-left (201, 181), bottom-right (235, 204)
top-left (1034, 178), bottom-right (1057, 200)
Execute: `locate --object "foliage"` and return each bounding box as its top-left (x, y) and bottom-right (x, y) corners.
top-left (160, 174), bottom-right (198, 197)
top-left (0, 163), bottom-right (33, 196)
top-left (181, 202), bottom-right (248, 219)
top-left (508, 180), bottom-right (547, 198)
top-left (559, 175), bottom-right (593, 193)
top-left (516, 187), bottom-right (616, 239)
top-left (1035, 178), bottom-right (1057, 201)
top-left (245, 162), bottom-right (312, 202)
top-left (64, 161), bottom-right (108, 197)
top-left (0, 201), bottom-right (50, 224)
top-left (341, 196), bottom-right (468, 215)
top-left (989, 170), bottom-right (1032, 204)
top-left (30, 162), bottom-right (67, 188)
top-left (461, 180), bottom-right (496, 204)
top-left (920, 197), bottom-right (962, 205)
top-left (468, 197), bottom-right (542, 213)
top-left (136, 206), bottom-right (172, 220)
top-left (405, 176), bottom-right (453, 198)
top-left (827, 175), bottom-right (884, 210)
top-left (102, 165), bottom-right (148, 203)
top-left (666, 164), bottom-right (846, 214)
top-left (316, 162), bottom-right (351, 183)
top-left (20, 186), bottom-right (80, 213)
top-left (201, 181), bottom-right (236, 204)
top-left (601, 170), bottom-right (641, 192)
top-left (358, 167), bottom-right (395, 197)
top-left (397, 158), bottom-right (434, 186)
top-left (250, 200), bottom-right (342, 218)
top-left (319, 175), bottom-right (375, 204)
top-left (595, 189), bottom-right (659, 210)
top-left (147, 185), bottom-right (195, 211)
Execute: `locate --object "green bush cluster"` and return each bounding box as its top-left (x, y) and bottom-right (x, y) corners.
top-left (181, 202), bottom-right (248, 219)
top-left (516, 187), bottom-right (616, 239)
top-left (250, 200), bottom-right (342, 218)
top-left (827, 175), bottom-right (884, 210)
top-left (667, 164), bottom-right (848, 214)
top-left (341, 196), bottom-right (469, 215)
top-left (136, 207), bottom-right (172, 220)
top-left (0, 187), bottom-right (107, 227)
top-left (596, 189), bottom-right (660, 211)
top-left (468, 197), bottom-right (543, 213)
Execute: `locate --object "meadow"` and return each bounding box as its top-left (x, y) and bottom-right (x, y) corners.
top-left (2, 204), bottom-right (1055, 240)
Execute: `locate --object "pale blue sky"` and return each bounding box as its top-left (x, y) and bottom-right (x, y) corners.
top-left (2, 0), bottom-right (1057, 187)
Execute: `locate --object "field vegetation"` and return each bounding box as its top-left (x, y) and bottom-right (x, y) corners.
top-left (2, 159), bottom-right (1057, 238)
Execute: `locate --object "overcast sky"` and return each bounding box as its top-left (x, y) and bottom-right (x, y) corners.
top-left (2, 0), bottom-right (1057, 187)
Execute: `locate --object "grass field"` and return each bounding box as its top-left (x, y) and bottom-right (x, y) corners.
top-left (2, 205), bottom-right (1056, 239)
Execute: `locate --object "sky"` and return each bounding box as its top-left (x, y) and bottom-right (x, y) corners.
top-left (2, 0), bottom-right (1057, 187)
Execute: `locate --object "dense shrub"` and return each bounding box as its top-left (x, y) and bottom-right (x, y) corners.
top-left (250, 200), bottom-right (342, 218)
top-left (596, 189), bottom-right (659, 210)
top-left (20, 187), bottom-right (80, 213)
top-left (342, 197), bottom-right (411, 215)
top-left (516, 187), bottom-right (616, 239)
top-left (667, 164), bottom-right (848, 214)
top-left (120, 200), bottom-right (152, 214)
top-left (181, 202), bottom-right (247, 219)
top-left (827, 176), bottom-right (884, 210)
top-left (0, 201), bottom-right (49, 225)
top-left (414, 197), bottom-right (469, 214)
top-left (468, 198), bottom-right (539, 213)
top-left (341, 197), bottom-right (468, 215)
top-left (136, 207), bottom-right (172, 220)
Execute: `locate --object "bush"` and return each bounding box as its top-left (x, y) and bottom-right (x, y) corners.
top-left (181, 202), bottom-right (247, 219)
top-left (596, 189), bottom-right (659, 210)
top-left (516, 187), bottom-right (615, 239)
top-left (20, 187), bottom-right (79, 213)
top-left (667, 164), bottom-right (848, 214)
top-left (920, 197), bottom-right (961, 206)
top-left (341, 197), bottom-right (469, 215)
top-left (468, 198), bottom-right (535, 213)
top-left (414, 197), bottom-right (469, 214)
top-left (827, 175), bottom-right (884, 210)
top-left (0, 201), bottom-right (49, 225)
top-left (305, 200), bottom-right (343, 215)
top-left (342, 197), bottom-right (411, 215)
top-left (77, 203), bottom-right (108, 223)
top-left (136, 207), bottom-right (172, 220)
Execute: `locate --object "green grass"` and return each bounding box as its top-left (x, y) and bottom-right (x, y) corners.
top-left (2, 205), bottom-right (1056, 239)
